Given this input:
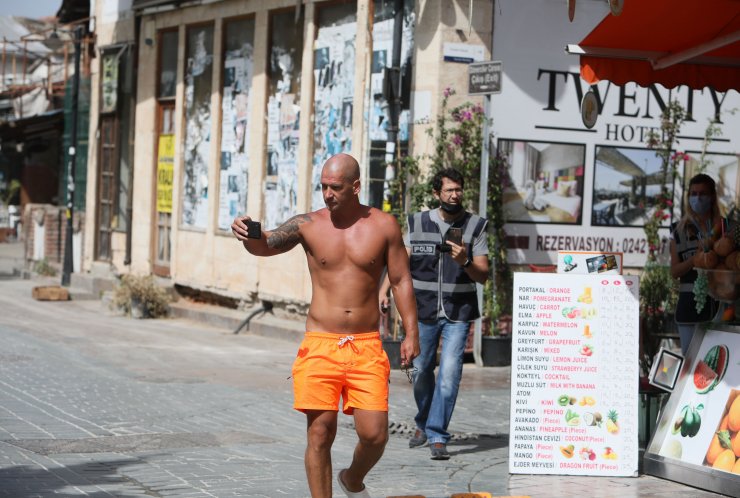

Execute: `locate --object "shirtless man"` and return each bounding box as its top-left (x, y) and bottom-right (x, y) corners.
top-left (231, 153), bottom-right (419, 498)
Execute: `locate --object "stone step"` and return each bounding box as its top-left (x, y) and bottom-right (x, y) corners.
top-left (168, 300), bottom-right (304, 343)
top-left (70, 273), bottom-right (117, 299)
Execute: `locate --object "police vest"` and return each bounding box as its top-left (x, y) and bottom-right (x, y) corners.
top-left (408, 210), bottom-right (487, 322)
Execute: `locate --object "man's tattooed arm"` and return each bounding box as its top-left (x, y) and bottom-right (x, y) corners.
top-left (266, 214), bottom-right (312, 251)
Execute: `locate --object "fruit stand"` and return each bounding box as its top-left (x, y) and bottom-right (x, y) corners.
top-left (643, 269), bottom-right (740, 495)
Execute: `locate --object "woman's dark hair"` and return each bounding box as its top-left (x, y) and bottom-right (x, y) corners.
top-left (432, 168), bottom-right (464, 192)
top-left (677, 173), bottom-right (721, 233)
top-left (688, 173), bottom-right (716, 196)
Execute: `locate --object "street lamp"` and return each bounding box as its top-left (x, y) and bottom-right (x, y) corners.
top-left (61, 25), bottom-right (83, 287)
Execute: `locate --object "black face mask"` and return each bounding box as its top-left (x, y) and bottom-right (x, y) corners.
top-left (440, 201), bottom-right (463, 214)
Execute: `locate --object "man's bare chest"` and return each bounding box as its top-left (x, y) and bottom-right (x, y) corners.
top-left (304, 227), bottom-right (386, 270)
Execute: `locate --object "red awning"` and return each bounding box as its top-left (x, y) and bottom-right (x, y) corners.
top-left (567, 0), bottom-right (740, 91)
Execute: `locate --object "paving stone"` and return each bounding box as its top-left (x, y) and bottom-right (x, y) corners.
top-left (0, 278), bottom-right (732, 497)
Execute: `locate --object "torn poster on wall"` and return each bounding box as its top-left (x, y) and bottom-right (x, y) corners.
top-left (311, 9), bottom-right (357, 210)
top-left (264, 11), bottom-right (303, 229)
top-left (182, 26), bottom-right (214, 229)
top-left (369, 11), bottom-right (414, 142)
top-left (218, 20), bottom-right (254, 231)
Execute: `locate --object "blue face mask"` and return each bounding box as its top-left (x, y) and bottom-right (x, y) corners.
top-left (689, 195), bottom-right (712, 215)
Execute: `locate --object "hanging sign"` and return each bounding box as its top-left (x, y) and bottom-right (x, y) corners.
top-left (443, 42), bottom-right (485, 63)
top-left (581, 90), bottom-right (598, 129)
top-left (101, 52), bottom-right (119, 114)
top-left (156, 135), bottom-right (175, 214)
top-left (468, 61), bottom-right (502, 96)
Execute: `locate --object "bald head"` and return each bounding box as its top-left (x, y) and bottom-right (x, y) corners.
top-left (323, 153), bottom-right (360, 183)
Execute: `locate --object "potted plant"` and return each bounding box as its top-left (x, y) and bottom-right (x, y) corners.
top-left (111, 274), bottom-right (171, 318)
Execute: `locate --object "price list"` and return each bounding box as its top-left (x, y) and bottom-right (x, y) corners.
top-left (509, 272), bottom-right (640, 476)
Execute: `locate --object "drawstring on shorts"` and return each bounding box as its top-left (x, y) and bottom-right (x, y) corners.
top-left (337, 335), bottom-right (359, 353)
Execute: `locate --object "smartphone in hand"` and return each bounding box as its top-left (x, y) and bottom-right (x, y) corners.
top-left (246, 220), bottom-right (262, 239)
top-left (446, 227), bottom-right (462, 246)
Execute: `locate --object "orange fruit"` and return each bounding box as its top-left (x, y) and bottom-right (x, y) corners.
top-left (724, 252), bottom-right (738, 270)
top-left (732, 431), bottom-right (740, 457)
top-left (706, 433), bottom-right (725, 465)
top-left (720, 415), bottom-right (730, 431)
top-left (733, 457), bottom-right (740, 474)
top-left (713, 449), bottom-right (736, 472)
top-left (714, 236), bottom-right (735, 257)
top-left (729, 396), bottom-right (740, 432)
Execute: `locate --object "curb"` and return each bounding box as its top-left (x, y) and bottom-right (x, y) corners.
top-left (168, 300), bottom-right (305, 343)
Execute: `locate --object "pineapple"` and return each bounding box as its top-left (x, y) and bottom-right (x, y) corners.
top-left (606, 409), bottom-right (619, 434)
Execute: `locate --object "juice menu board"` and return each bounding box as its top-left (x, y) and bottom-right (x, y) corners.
top-left (647, 327), bottom-right (740, 483)
top-left (509, 272), bottom-right (640, 476)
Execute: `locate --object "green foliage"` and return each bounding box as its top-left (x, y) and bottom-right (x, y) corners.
top-left (640, 101), bottom-right (686, 373)
top-left (33, 258), bottom-right (57, 277)
top-left (387, 154), bottom-right (426, 230)
top-left (111, 274), bottom-right (171, 318)
top-left (640, 262), bottom-right (678, 317)
top-left (639, 262), bottom-right (679, 375)
top-left (2, 179), bottom-right (21, 207)
top-left (644, 100), bottom-right (685, 263)
top-left (483, 152), bottom-right (513, 331)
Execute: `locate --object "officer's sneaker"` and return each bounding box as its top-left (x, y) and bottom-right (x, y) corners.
top-left (408, 428), bottom-right (427, 448)
top-left (430, 442), bottom-right (450, 460)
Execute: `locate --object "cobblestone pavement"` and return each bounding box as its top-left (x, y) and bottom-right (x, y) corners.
top-left (0, 276), bottom-right (730, 497)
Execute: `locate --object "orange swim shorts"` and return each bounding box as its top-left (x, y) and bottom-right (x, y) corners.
top-left (292, 331), bottom-right (390, 415)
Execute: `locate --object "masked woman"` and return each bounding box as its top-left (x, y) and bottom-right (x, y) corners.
top-left (670, 173), bottom-right (721, 354)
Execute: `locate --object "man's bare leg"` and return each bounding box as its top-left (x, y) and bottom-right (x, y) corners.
top-left (305, 410), bottom-right (338, 498)
top-left (340, 409), bottom-right (389, 492)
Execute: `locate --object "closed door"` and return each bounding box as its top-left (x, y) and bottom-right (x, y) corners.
top-left (96, 115), bottom-right (118, 261)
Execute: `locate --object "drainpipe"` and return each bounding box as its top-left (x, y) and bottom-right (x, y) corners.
top-left (61, 26), bottom-right (83, 287)
top-left (125, 16), bottom-right (142, 267)
top-left (383, 0), bottom-right (404, 206)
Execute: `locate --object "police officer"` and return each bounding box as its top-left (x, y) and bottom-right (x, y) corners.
top-left (380, 167), bottom-right (489, 460)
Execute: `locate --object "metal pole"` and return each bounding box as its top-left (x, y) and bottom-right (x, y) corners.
top-left (2, 39), bottom-right (6, 92)
top-left (62, 26), bottom-right (83, 287)
top-left (382, 0), bottom-right (404, 205)
top-left (473, 95), bottom-right (491, 367)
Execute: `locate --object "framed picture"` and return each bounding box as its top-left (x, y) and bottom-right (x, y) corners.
top-left (497, 138), bottom-right (586, 225)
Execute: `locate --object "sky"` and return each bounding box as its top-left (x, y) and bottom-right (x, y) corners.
top-left (0, 0), bottom-right (62, 19)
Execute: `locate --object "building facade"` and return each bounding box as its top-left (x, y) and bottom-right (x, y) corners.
top-left (82, 0), bottom-right (493, 311)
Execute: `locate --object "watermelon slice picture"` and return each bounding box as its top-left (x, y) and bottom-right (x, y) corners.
top-left (694, 345), bottom-right (729, 394)
top-left (694, 361), bottom-right (718, 394)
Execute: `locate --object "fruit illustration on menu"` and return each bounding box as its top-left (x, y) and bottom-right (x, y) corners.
top-left (606, 409), bottom-right (620, 435)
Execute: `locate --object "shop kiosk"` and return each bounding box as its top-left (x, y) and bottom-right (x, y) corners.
top-left (643, 269), bottom-right (740, 497)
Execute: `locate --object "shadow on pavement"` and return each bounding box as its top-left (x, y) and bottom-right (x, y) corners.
top-left (448, 434), bottom-right (509, 456)
top-left (0, 456), bottom-right (152, 497)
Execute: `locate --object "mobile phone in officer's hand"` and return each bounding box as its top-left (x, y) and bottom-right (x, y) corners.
top-left (446, 227), bottom-right (462, 246)
top-left (246, 220), bottom-right (262, 239)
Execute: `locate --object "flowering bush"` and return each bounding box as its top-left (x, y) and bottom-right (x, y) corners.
top-left (644, 100), bottom-right (686, 263)
top-left (639, 101), bottom-right (685, 373)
